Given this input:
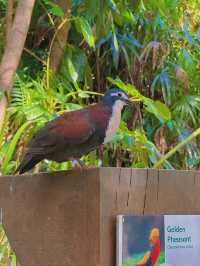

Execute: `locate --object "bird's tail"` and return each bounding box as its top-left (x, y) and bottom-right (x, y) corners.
top-left (16, 154), bottom-right (42, 174)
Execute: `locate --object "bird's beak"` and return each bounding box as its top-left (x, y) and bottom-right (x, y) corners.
top-left (122, 96), bottom-right (140, 106)
top-left (123, 98), bottom-right (136, 106)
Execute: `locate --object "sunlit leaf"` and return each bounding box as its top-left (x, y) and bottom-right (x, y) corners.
top-left (60, 45), bottom-right (89, 83)
top-left (144, 98), bottom-right (171, 121)
top-left (108, 0), bottom-right (120, 13)
top-left (49, 5), bottom-right (64, 17)
top-left (2, 121), bottom-right (32, 174)
top-left (122, 9), bottom-right (136, 24)
top-left (75, 17), bottom-right (95, 47)
top-left (111, 31), bottom-right (119, 69)
top-left (43, 0), bottom-right (64, 17)
top-left (67, 58), bottom-right (78, 82)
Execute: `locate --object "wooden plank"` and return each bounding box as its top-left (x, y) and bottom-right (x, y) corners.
top-left (99, 168), bottom-right (147, 266)
top-left (116, 168), bottom-right (132, 211)
top-left (144, 169), bottom-right (200, 214)
top-left (130, 168), bottom-right (147, 214)
top-left (0, 169), bottom-right (100, 266)
top-left (1, 168), bottom-right (200, 266)
top-left (144, 169), bottom-right (159, 214)
top-left (158, 170), bottom-right (200, 214)
top-left (115, 168), bottom-right (147, 214)
top-left (99, 167), bottom-right (120, 266)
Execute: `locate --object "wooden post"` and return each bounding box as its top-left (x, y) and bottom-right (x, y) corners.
top-left (0, 168), bottom-right (200, 266)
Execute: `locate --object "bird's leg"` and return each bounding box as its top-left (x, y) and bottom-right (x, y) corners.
top-left (72, 159), bottom-right (97, 170)
top-left (72, 159), bottom-right (85, 169)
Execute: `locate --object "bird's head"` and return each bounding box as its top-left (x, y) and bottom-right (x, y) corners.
top-left (102, 87), bottom-right (133, 107)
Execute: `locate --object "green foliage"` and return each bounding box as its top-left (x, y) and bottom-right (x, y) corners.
top-left (0, 0), bottom-right (200, 175)
top-left (0, 225), bottom-right (20, 266)
top-left (74, 16), bottom-right (95, 47)
top-left (43, 0), bottom-right (65, 17)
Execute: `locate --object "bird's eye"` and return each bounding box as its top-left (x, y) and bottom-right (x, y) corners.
top-left (117, 93), bottom-right (122, 97)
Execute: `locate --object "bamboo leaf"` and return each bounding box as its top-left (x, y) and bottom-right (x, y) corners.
top-left (111, 31), bottom-right (119, 69)
top-left (67, 58), bottom-right (78, 82)
top-left (2, 121), bottom-right (32, 174)
top-left (75, 17), bottom-right (95, 48)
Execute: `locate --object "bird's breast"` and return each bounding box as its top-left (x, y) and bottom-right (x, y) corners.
top-left (103, 101), bottom-right (124, 144)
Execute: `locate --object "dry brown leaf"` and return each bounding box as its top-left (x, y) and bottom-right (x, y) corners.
top-left (175, 65), bottom-right (189, 91)
top-left (139, 41), bottom-right (169, 70)
top-left (154, 126), bottom-right (168, 154)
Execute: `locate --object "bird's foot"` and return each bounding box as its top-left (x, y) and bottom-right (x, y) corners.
top-left (72, 159), bottom-right (96, 170)
top-left (72, 159), bottom-right (85, 169)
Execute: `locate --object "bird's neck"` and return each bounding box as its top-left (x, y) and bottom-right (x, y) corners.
top-left (103, 100), bottom-right (125, 144)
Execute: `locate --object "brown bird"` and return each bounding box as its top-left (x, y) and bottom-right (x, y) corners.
top-left (17, 87), bottom-right (133, 174)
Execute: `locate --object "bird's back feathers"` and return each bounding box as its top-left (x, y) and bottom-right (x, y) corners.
top-left (17, 102), bottom-right (112, 173)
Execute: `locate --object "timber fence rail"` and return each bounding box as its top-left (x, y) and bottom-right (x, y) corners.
top-left (0, 168), bottom-right (200, 266)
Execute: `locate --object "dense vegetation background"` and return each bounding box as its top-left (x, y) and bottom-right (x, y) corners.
top-left (0, 0), bottom-right (200, 176)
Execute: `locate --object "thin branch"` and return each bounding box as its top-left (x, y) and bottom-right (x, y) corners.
top-left (153, 128), bottom-right (200, 169)
top-left (49, 0), bottom-right (71, 72)
top-left (47, 15), bottom-right (71, 89)
top-left (24, 47), bottom-right (47, 65)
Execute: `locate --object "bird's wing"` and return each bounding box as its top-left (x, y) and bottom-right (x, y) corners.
top-left (49, 109), bottom-right (95, 143)
top-left (27, 109), bottom-right (95, 155)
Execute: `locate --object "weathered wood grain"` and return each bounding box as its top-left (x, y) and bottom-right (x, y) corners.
top-left (99, 168), bottom-right (148, 266)
top-left (0, 168), bottom-right (200, 266)
top-left (0, 169), bottom-right (100, 266)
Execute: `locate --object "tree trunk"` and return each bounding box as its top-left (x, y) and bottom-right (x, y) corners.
top-left (49, 0), bottom-right (71, 72)
top-left (0, 0), bottom-right (36, 132)
top-left (5, 0), bottom-right (13, 43)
